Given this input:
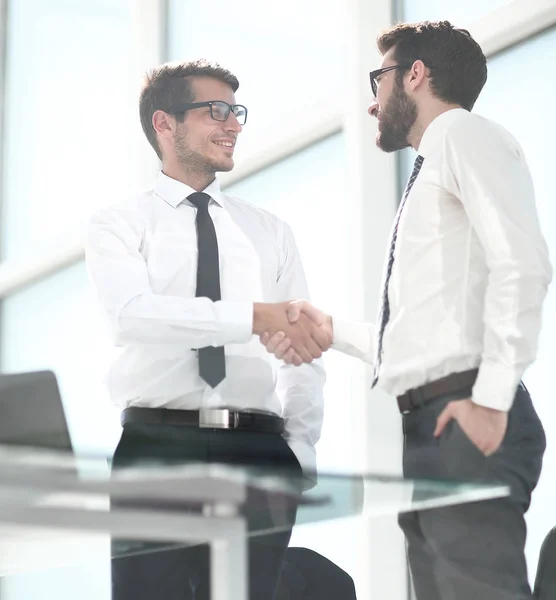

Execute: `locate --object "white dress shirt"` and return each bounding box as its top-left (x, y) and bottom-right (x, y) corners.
top-left (333, 108), bottom-right (552, 412)
top-left (86, 171), bottom-right (325, 478)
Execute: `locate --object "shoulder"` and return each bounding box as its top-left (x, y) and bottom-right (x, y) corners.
top-left (87, 188), bottom-right (155, 233)
top-left (444, 111), bottom-right (521, 154)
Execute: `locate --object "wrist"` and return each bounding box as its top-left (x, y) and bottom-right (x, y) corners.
top-left (252, 302), bottom-right (271, 335)
top-left (470, 400), bottom-right (507, 417)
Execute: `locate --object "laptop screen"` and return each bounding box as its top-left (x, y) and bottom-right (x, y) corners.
top-left (0, 371), bottom-right (73, 451)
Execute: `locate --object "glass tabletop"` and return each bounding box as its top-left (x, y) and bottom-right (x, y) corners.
top-left (0, 443), bottom-right (509, 579)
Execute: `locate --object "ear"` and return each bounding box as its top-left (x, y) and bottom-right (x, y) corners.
top-left (152, 110), bottom-right (177, 141)
top-left (406, 60), bottom-right (428, 92)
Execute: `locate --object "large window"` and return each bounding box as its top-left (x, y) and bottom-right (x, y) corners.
top-left (167, 0), bottom-right (346, 165)
top-left (400, 0), bottom-right (511, 25)
top-left (1, 0), bottom-right (136, 262)
top-left (226, 133), bottom-right (368, 473)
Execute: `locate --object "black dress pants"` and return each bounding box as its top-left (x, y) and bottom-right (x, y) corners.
top-left (110, 422), bottom-right (302, 600)
top-left (399, 382), bottom-right (546, 600)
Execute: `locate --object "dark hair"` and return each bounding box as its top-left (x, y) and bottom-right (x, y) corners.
top-left (377, 21), bottom-right (487, 110)
top-left (139, 59), bottom-right (240, 159)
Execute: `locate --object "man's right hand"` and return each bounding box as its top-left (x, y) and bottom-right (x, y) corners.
top-left (253, 301), bottom-right (332, 365)
top-left (256, 300), bottom-right (333, 366)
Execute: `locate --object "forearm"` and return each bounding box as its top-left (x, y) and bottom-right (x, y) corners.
top-left (114, 293), bottom-right (254, 347)
top-left (87, 209), bottom-right (255, 348)
top-left (473, 270), bottom-right (551, 411)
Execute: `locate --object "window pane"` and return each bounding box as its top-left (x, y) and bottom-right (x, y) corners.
top-left (226, 133), bottom-right (368, 472)
top-left (1, 261), bottom-right (120, 455)
top-left (399, 0), bottom-right (510, 25)
top-left (167, 0), bottom-right (346, 163)
top-left (2, 0), bottom-right (136, 262)
top-left (473, 26), bottom-right (556, 579)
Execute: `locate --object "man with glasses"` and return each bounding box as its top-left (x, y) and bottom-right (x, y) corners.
top-left (86, 59), bottom-right (329, 600)
top-left (261, 21), bottom-right (551, 599)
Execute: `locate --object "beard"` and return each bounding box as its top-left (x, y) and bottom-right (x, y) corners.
top-left (173, 127), bottom-right (233, 174)
top-left (376, 82), bottom-right (417, 153)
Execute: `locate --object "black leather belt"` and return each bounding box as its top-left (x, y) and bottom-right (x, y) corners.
top-left (397, 368), bottom-right (479, 413)
top-left (121, 407), bottom-right (285, 434)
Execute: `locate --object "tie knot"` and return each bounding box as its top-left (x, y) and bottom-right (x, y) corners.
top-left (188, 192), bottom-right (211, 211)
top-left (414, 155), bottom-right (424, 171)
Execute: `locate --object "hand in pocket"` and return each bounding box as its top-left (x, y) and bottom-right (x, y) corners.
top-left (434, 398), bottom-right (508, 456)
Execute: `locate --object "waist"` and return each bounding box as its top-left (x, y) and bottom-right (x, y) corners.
top-left (397, 369), bottom-right (479, 414)
top-left (121, 406), bottom-right (285, 435)
top-left (378, 353), bottom-right (481, 398)
top-left (107, 353), bottom-right (279, 408)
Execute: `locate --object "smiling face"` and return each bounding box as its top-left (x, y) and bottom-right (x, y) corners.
top-left (172, 76), bottom-right (242, 175)
top-left (368, 48), bottom-right (418, 153)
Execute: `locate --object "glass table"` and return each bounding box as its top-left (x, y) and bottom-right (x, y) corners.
top-left (0, 444), bottom-right (509, 600)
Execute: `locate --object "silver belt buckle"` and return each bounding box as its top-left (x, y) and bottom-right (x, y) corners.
top-left (199, 408), bottom-right (239, 429)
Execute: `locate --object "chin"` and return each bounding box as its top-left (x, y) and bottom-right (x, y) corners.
top-left (214, 160), bottom-right (234, 173)
top-left (376, 132), bottom-right (402, 154)
top-left (376, 134), bottom-right (390, 153)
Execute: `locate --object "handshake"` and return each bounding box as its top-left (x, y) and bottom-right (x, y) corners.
top-left (253, 300), bottom-right (333, 366)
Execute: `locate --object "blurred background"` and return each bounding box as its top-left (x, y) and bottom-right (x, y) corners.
top-left (0, 0), bottom-right (555, 598)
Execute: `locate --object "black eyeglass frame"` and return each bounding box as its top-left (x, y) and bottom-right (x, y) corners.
top-left (369, 65), bottom-right (409, 97)
top-left (168, 100), bottom-right (248, 125)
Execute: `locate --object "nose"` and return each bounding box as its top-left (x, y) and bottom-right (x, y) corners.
top-left (368, 98), bottom-right (379, 118)
top-left (225, 112), bottom-right (243, 134)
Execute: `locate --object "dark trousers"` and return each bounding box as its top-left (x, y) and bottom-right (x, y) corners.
top-left (399, 382), bottom-right (546, 600)
top-left (111, 422), bottom-right (302, 600)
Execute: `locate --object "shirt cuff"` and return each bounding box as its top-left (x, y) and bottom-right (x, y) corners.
top-left (214, 301), bottom-right (253, 345)
top-left (286, 438), bottom-right (317, 491)
top-left (472, 363), bottom-right (522, 412)
top-left (332, 318), bottom-right (369, 351)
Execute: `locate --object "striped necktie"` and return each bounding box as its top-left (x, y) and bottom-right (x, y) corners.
top-left (372, 155), bottom-right (424, 387)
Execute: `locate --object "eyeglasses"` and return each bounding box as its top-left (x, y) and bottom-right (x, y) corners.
top-left (369, 65), bottom-right (408, 97)
top-left (170, 100), bottom-right (248, 125)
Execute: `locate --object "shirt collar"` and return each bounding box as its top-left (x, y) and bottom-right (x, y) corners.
top-left (154, 171), bottom-right (226, 209)
top-left (417, 108), bottom-right (468, 158)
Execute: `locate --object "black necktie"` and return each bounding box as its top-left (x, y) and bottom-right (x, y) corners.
top-left (372, 155), bottom-right (424, 387)
top-left (188, 192), bottom-right (226, 388)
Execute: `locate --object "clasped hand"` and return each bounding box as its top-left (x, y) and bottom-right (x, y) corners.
top-left (255, 300), bottom-right (332, 366)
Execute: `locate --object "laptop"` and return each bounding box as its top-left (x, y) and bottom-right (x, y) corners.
top-left (0, 370), bottom-right (72, 451)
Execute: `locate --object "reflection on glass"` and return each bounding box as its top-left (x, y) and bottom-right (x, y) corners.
top-left (0, 443), bottom-right (509, 559)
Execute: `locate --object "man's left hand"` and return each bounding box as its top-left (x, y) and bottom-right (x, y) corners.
top-left (434, 398), bottom-right (508, 456)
